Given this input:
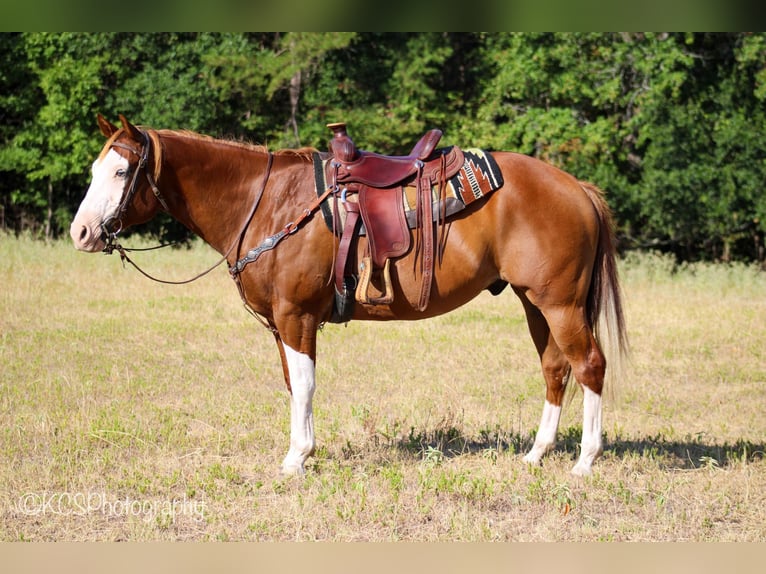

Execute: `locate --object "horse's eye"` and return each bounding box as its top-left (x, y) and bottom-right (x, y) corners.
top-left (116, 168), bottom-right (127, 178)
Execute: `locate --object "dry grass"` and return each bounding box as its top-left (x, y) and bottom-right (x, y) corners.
top-left (1, 236), bottom-right (764, 541)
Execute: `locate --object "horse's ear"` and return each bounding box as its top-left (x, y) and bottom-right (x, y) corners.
top-left (118, 114), bottom-right (143, 141)
top-left (97, 114), bottom-right (118, 138)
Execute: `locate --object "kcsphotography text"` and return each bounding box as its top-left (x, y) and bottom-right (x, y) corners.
top-left (15, 491), bottom-right (206, 523)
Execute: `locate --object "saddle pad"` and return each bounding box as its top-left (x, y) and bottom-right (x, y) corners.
top-left (445, 149), bottom-right (504, 206)
top-left (313, 148), bottom-right (504, 235)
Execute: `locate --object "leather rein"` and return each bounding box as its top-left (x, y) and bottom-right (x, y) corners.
top-left (101, 129), bottom-right (274, 285)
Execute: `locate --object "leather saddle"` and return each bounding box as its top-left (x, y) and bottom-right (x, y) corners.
top-left (325, 123), bottom-right (464, 318)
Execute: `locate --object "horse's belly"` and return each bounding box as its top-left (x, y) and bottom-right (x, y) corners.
top-left (351, 218), bottom-right (499, 321)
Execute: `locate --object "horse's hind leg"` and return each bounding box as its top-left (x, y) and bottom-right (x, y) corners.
top-left (515, 289), bottom-right (571, 466)
top-left (540, 302), bottom-right (606, 476)
top-left (515, 283), bottom-right (607, 475)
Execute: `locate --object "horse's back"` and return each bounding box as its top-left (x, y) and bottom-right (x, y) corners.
top-left (490, 151), bottom-right (599, 223)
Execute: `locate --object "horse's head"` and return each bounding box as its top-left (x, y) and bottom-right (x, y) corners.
top-left (70, 114), bottom-right (165, 252)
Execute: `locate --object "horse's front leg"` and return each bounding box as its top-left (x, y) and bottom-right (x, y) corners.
top-left (274, 334), bottom-right (316, 476)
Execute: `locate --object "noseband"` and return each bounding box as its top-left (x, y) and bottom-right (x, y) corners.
top-left (101, 129), bottom-right (168, 247)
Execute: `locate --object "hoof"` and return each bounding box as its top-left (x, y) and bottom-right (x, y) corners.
top-left (279, 464), bottom-right (306, 478)
top-left (570, 462), bottom-right (593, 477)
top-left (523, 443), bottom-right (552, 466)
top-left (523, 453), bottom-right (542, 466)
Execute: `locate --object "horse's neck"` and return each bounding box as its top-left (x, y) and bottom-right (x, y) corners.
top-left (161, 135), bottom-right (273, 254)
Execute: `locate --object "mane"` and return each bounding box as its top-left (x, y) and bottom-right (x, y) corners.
top-left (97, 126), bottom-right (317, 187)
top-left (156, 129), bottom-right (318, 160)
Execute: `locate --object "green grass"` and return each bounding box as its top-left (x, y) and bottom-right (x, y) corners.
top-left (1, 236), bottom-right (765, 541)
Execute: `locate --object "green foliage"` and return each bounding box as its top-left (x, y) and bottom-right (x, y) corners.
top-left (1, 32), bottom-right (765, 262)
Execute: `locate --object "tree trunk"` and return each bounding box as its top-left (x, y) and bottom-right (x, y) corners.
top-left (289, 69), bottom-right (301, 147)
top-left (45, 178), bottom-right (52, 241)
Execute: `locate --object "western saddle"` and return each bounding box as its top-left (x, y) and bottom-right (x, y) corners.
top-left (325, 122), bottom-right (465, 319)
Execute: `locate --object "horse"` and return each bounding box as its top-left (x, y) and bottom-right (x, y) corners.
top-left (70, 114), bottom-right (628, 477)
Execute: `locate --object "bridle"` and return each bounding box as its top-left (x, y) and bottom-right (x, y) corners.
top-left (95, 128), bottom-right (330, 325)
top-left (99, 128), bottom-right (276, 286)
top-left (101, 129), bottom-right (168, 248)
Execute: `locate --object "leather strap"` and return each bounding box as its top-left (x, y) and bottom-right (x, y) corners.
top-left (417, 175), bottom-right (435, 312)
top-left (334, 200), bottom-right (361, 294)
top-left (231, 178), bottom-right (333, 276)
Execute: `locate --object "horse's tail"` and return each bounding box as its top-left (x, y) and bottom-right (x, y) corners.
top-left (579, 181), bottom-right (629, 391)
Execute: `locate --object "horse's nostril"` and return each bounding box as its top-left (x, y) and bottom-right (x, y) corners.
top-left (79, 226), bottom-right (89, 241)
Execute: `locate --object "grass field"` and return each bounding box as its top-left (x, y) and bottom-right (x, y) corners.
top-left (1, 235), bottom-right (764, 541)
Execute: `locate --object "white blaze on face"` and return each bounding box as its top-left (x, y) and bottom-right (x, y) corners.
top-left (70, 149), bottom-right (130, 252)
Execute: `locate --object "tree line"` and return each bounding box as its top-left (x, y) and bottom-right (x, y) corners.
top-left (1, 32), bottom-right (764, 263)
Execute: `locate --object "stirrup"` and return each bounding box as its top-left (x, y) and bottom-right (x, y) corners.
top-left (356, 257), bottom-right (394, 305)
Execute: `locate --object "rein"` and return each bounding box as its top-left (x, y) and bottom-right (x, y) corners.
top-left (103, 137), bottom-right (274, 285)
top-left (105, 241), bottom-right (230, 286)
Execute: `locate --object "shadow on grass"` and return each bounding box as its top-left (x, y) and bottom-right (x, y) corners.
top-left (389, 424), bottom-right (765, 470)
top-left (605, 435), bottom-right (765, 470)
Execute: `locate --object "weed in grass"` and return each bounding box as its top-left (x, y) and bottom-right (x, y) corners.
top-left (378, 465), bottom-right (405, 499)
top-left (482, 447), bottom-right (499, 464)
top-left (552, 482), bottom-right (573, 514)
top-left (422, 446), bottom-right (444, 467)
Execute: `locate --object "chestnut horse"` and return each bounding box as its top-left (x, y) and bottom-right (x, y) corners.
top-left (71, 114), bottom-right (627, 476)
